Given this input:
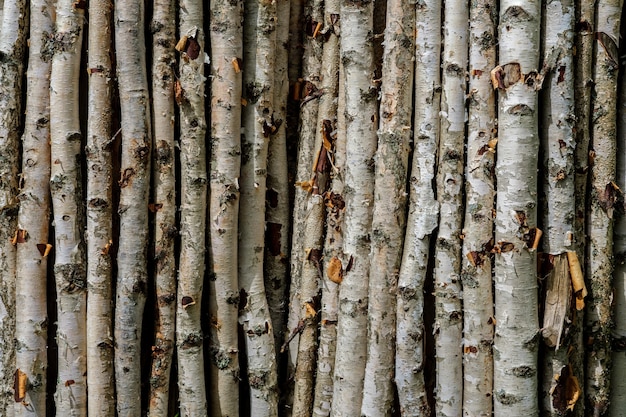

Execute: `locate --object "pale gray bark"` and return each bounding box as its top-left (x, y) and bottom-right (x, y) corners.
top-left (539, 1), bottom-right (576, 415)
top-left (461, 1), bottom-right (496, 415)
top-left (434, 1), bottom-right (468, 415)
top-left (114, 1), bottom-right (152, 415)
top-left (207, 0), bottom-right (242, 415)
top-left (585, 2), bottom-right (622, 415)
top-left (312, 2), bottom-right (342, 414)
top-left (176, 2), bottom-right (208, 415)
top-left (50, 1), bottom-right (87, 414)
top-left (239, 0), bottom-right (279, 414)
top-left (14, 1), bottom-right (52, 415)
top-left (286, 1), bottom-right (324, 406)
top-left (86, 1), bottom-right (115, 415)
top-left (361, 0), bottom-right (414, 414)
top-left (148, 0), bottom-right (176, 415)
top-left (395, 1), bottom-right (440, 414)
top-left (330, 0), bottom-right (377, 415)
top-left (492, 1), bottom-right (541, 414)
top-left (0, 2), bottom-right (27, 414)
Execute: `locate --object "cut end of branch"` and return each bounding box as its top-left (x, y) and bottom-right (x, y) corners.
top-left (567, 251), bottom-right (587, 310)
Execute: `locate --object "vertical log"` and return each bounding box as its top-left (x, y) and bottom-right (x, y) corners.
top-left (86, 0), bottom-right (115, 415)
top-left (207, 0), bottom-right (242, 414)
top-left (50, 1), bottom-right (87, 414)
top-left (114, 1), bottom-right (152, 414)
top-left (15, 1), bottom-right (52, 415)
top-left (330, 0), bottom-right (377, 414)
top-left (148, 0), bottom-right (177, 414)
top-left (493, 0), bottom-right (541, 414)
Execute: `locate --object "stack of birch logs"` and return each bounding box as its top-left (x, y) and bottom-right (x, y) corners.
top-left (1, 0), bottom-right (626, 416)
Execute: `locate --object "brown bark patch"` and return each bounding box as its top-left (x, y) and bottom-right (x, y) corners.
top-left (551, 365), bottom-right (581, 413)
top-left (13, 369), bottom-right (27, 403)
top-left (327, 257), bottom-right (343, 284)
top-left (595, 32), bottom-right (620, 69)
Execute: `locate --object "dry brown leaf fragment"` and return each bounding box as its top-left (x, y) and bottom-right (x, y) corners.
top-left (327, 256), bottom-right (343, 284)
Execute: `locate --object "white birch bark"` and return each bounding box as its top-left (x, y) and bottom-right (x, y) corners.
top-left (207, 0), bottom-right (242, 414)
top-left (286, 1), bottom-right (324, 404)
top-left (360, 0), bottom-right (414, 414)
top-left (86, 1), bottom-right (115, 415)
top-left (114, 1), bottom-right (152, 415)
top-left (50, 1), bottom-right (87, 414)
top-left (493, 1), bottom-right (541, 414)
top-left (539, 1), bottom-right (576, 415)
top-left (461, 1), bottom-right (496, 415)
top-left (239, 0), bottom-right (279, 414)
top-left (330, 0), bottom-right (377, 414)
top-left (312, 2), bottom-right (342, 414)
top-left (148, 0), bottom-right (176, 415)
top-left (0, 2), bottom-right (27, 413)
top-left (610, 49), bottom-right (626, 417)
top-left (395, 1), bottom-right (440, 414)
top-left (585, 1), bottom-right (623, 414)
top-left (176, 2), bottom-right (208, 415)
top-left (14, 1), bottom-right (52, 415)
top-left (265, 0), bottom-right (291, 361)
top-left (434, 1), bottom-right (468, 415)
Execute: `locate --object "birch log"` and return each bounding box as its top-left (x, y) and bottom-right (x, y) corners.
top-left (0, 2), bottom-right (27, 413)
top-left (114, 1), bottom-right (152, 414)
top-left (493, 0), bottom-right (541, 414)
top-left (176, 1), bottom-right (208, 415)
top-left (539, 1), bottom-right (577, 415)
top-left (395, 0), bottom-right (440, 414)
top-left (50, 1), bottom-right (87, 414)
top-left (208, 0), bottom-right (242, 414)
top-left (148, 0), bottom-right (177, 414)
top-left (610, 40), bottom-right (626, 416)
top-left (239, 0), bottom-right (279, 414)
top-left (15, 1), bottom-right (52, 415)
top-left (461, 0), bottom-right (496, 415)
top-left (312, 1), bottom-right (342, 414)
top-left (361, 0), bottom-right (414, 414)
top-left (585, 1), bottom-right (623, 414)
top-left (86, 0), bottom-right (115, 415)
top-left (330, 0), bottom-right (377, 414)
top-left (434, 1), bottom-right (468, 414)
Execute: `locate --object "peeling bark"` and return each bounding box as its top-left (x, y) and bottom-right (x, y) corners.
top-left (86, 0), bottom-right (115, 415)
top-left (207, 0), bottom-right (242, 414)
top-left (585, 1), bottom-right (623, 415)
top-left (14, 1), bottom-right (51, 415)
top-left (493, 1), bottom-right (541, 415)
top-left (461, 1), bottom-right (497, 416)
top-left (395, 1), bottom-right (440, 414)
top-left (176, 1), bottom-right (208, 415)
top-left (330, 0), bottom-right (377, 414)
top-left (148, 0), bottom-right (177, 415)
top-left (114, 1), bottom-right (152, 414)
top-left (50, 1), bottom-right (87, 414)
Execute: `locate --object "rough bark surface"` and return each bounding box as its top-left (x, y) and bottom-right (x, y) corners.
top-left (239, 0), bottom-right (279, 414)
top-left (395, 1), bottom-right (440, 415)
top-left (539, 1), bottom-right (576, 415)
top-left (585, 1), bottom-right (622, 415)
top-left (312, 1), bottom-right (342, 414)
top-left (461, 1), bottom-right (496, 416)
top-left (207, 0), bottom-right (242, 415)
top-left (148, 0), bottom-right (177, 415)
top-left (361, 0), bottom-right (414, 414)
top-left (14, 1), bottom-right (52, 415)
top-left (330, 0), bottom-right (377, 414)
top-left (50, 1), bottom-right (87, 414)
top-left (176, 2), bottom-right (208, 415)
top-left (114, 1), bottom-right (152, 415)
top-left (0, 2), bottom-right (27, 413)
top-left (493, 1), bottom-right (541, 415)
top-left (434, 1), bottom-right (468, 415)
